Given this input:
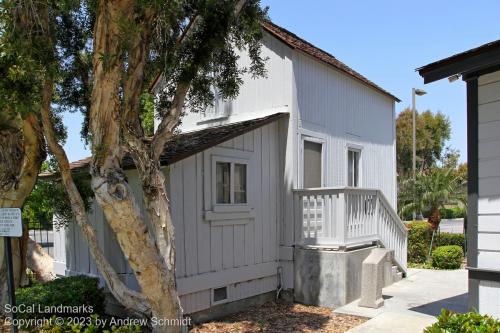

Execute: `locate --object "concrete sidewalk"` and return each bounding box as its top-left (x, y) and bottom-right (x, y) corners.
top-left (334, 268), bottom-right (468, 332)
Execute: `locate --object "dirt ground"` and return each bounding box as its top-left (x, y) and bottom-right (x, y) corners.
top-left (190, 301), bottom-right (368, 333)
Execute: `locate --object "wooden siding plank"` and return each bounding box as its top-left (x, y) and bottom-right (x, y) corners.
top-left (478, 216), bottom-right (500, 233)
top-left (253, 128), bottom-right (263, 263)
top-left (170, 162), bottom-right (186, 277)
top-left (479, 159), bottom-right (500, 178)
top-left (233, 135), bottom-right (244, 150)
top-left (479, 80), bottom-right (500, 105)
top-left (479, 139), bottom-right (500, 160)
top-left (176, 261), bottom-right (277, 295)
top-left (479, 100), bottom-right (500, 124)
top-left (243, 132), bottom-right (254, 151)
top-left (478, 233), bottom-right (500, 251)
top-left (234, 223), bottom-right (245, 267)
top-left (210, 226), bottom-right (223, 271)
top-left (478, 251), bottom-right (500, 271)
top-left (479, 177), bottom-right (500, 198)
top-left (269, 123), bottom-right (278, 260)
top-left (244, 221), bottom-right (255, 265)
top-left (196, 153), bottom-right (211, 274)
top-left (222, 225), bottom-right (234, 269)
top-left (261, 125), bottom-right (271, 262)
top-left (183, 156), bottom-right (198, 276)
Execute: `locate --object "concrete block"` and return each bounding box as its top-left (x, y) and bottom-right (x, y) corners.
top-left (294, 246), bottom-right (374, 308)
top-left (358, 248), bottom-right (392, 308)
top-left (383, 261), bottom-right (393, 287)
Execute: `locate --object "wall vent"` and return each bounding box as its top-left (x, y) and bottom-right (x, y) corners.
top-left (213, 286), bottom-right (228, 303)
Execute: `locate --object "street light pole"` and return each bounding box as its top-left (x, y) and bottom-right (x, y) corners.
top-left (412, 88), bottom-right (426, 220)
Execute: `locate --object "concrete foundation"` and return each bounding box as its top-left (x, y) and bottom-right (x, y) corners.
top-left (188, 291), bottom-right (282, 324)
top-left (294, 246), bottom-right (375, 308)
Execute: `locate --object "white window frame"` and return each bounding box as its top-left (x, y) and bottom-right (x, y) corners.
top-left (199, 88), bottom-right (232, 123)
top-left (299, 134), bottom-right (326, 189)
top-left (346, 143), bottom-right (363, 187)
top-left (211, 155), bottom-right (250, 212)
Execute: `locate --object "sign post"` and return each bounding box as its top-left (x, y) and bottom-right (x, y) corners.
top-left (1, 208), bottom-right (22, 333)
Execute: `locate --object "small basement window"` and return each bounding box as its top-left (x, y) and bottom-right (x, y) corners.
top-left (215, 160), bottom-right (248, 205)
top-left (213, 286), bottom-right (228, 303)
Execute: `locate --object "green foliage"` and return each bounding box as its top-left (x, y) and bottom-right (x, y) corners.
top-left (439, 206), bottom-right (465, 219)
top-left (16, 276), bottom-right (105, 320)
top-left (140, 92), bottom-right (155, 136)
top-left (437, 232), bottom-right (465, 250)
top-left (396, 108), bottom-right (451, 176)
top-left (399, 167), bottom-right (466, 228)
top-left (22, 162), bottom-right (94, 229)
top-left (431, 245), bottom-right (463, 269)
top-left (424, 309), bottom-right (499, 333)
top-left (407, 221), bottom-right (433, 264)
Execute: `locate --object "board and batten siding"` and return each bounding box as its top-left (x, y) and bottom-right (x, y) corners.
top-left (54, 122), bottom-right (281, 314)
top-left (476, 70), bottom-right (500, 316)
top-left (175, 32), bottom-right (293, 133)
top-left (292, 51), bottom-right (396, 205)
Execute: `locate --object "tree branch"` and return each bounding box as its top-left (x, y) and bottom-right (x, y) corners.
top-left (40, 76), bottom-right (151, 317)
top-left (150, 0), bottom-right (248, 160)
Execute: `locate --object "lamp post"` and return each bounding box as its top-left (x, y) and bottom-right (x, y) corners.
top-left (412, 88), bottom-right (426, 220)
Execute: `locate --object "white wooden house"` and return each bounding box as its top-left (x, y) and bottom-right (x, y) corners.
top-left (53, 21), bottom-right (406, 316)
top-left (418, 39), bottom-right (500, 318)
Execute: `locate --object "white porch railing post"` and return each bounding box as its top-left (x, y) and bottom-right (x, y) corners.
top-left (336, 192), bottom-right (346, 245)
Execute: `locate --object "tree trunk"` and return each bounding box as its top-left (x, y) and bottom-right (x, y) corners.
top-left (428, 209), bottom-right (441, 230)
top-left (26, 238), bottom-right (55, 282)
top-left (39, 77), bottom-right (151, 318)
top-left (0, 114), bottom-right (45, 312)
top-left (88, 2), bottom-right (182, 330)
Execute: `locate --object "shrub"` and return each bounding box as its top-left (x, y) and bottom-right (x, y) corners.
top-left (437, 232), bottom-right (465, 250)
top-left (407, 221), bottom-right (433, 263)
top-left (424, 309), bottom-right (499, 333)
top-left (16, 276), bottom-right (105, 320)
top-left (431, 245), bottom-right (463, 269)
top-left (439, 206), bottom-right (465, 219)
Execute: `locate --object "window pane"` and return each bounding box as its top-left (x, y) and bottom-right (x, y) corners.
top-left (348, 150), bottom-right (354, 187)
top-left (304, 141), bottom-right (322, 188)
top-left (348, 150), bottom-right (360, 187)
top-left (354, 151), bottom-right (359, 187)
top-left (234, 163), bottom-right (247, 204)
top-left (216, 162), bottom-right (230, 204)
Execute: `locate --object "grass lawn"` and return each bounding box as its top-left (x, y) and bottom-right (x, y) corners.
top-left (190, 301), bottom-right (367, 333)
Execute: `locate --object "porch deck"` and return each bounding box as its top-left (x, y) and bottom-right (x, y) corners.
top-left (293, 187), bottom-right (408, 273)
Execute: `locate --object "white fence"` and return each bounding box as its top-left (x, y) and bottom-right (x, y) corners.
top-left (293, 187), bottom-right (407, 273)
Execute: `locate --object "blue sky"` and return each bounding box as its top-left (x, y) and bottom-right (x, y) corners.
top-left (63, 0), bottom-right (500, 162)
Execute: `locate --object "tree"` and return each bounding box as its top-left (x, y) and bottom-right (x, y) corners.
top-left (1, 0), bottom-right (267, 330)
top-left (396, 108), bottom-right (451, 176)
top-left (0, 1), bottom-right (48, 307)
top-left (399, 167), bottom-right (466, 230)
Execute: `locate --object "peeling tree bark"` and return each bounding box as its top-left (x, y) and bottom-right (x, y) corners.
top-left (40, 77), bottom-right (151, 318)
top-left (0, 113), bottom-right (45, 312)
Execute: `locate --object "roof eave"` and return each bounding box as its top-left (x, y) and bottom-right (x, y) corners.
top-left (417, 43), bottom-right (500, 83)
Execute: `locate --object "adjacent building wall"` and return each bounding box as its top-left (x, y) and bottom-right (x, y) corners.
top-left (475, 70), bottom-right (500, 316)
top-left (54, 122), bottom-right (282, 314)
top-left (293, 52), bottom-right (396, 204)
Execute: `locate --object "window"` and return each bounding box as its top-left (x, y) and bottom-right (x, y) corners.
top-left (215, 161), bottom-right (247, 204)
top-left (303, 141), bottom-right (322, 188)
top-left (348, 149), bottom-right (360, 187)
top-left (216, 162), bottom-right (231, 203)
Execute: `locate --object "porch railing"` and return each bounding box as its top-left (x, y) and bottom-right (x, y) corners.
top-left (293, 187), bottom-right (408, 273)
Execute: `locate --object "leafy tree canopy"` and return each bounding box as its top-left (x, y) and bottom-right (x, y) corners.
top-left (396, 108), bottom-right (451, 176)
